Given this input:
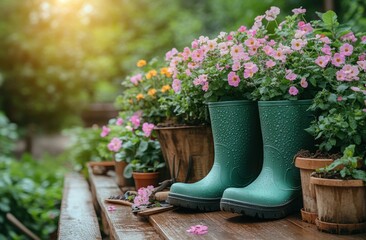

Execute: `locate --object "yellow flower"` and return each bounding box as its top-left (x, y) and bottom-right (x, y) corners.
top-left (136, 60), bottom-right (147, 67)
top-left (148, 88), bottom-right (157, 96)
top-left (145, 69), bottom-right (157, 79)
top-left (161, 85), bottom-right (171, 93)
top-left (136, 93), bottom-right (144, 101)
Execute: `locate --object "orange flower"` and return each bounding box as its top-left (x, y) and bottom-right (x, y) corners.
top-left (136, 60), bottom-right (147, 67)
top-left (145, 69), bottom-right (157, 79)
top-left (136, 93), bottom-right (144, 101)
top-left (160, 67), bottom-right (172, 78)
top-left (161, 85), bottom-right (171, 93)
top-left (148, 88), bottom-right (157, 96)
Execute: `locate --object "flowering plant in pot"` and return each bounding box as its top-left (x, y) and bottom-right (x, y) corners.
top-left (310, 145), bottom-right (366, 234)
top-left (292, 11), bottom-right (366, 232)
top-left (99, 111), bottom-right (165, 189)
top-left (115, 58), bottom-right (172, 124)
top-left (292, 10), bottom-right (366, 224)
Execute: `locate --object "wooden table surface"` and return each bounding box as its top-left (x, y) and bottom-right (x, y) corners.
top-left (88, 168), bottom-right (366, 240)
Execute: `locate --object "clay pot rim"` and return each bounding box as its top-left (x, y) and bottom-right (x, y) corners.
top-left (310, 176), bottom-right (365, 187)
top-left (132, 171), bottom-right (159, 177)
top-left (295, 157), bottom-right (333, 170)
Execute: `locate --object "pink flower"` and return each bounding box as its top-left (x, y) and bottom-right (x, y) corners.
top-left (315, 56), bottom-right (331, 68)
top-left (191, 39), bottom-right (199, 49)
top-left (285, 69), bottom-right (297, 81)
top-left (142, 122), bottom-right (155, 137)
top-left (321, 45), bottom-right (332, 55)
top-left (362, 36), bottom-right (366, 44)
top-left (317, 35), bottom-right (331, 44)
top-left (187, 225), bottom-right (208, 235)
top-left (101, 126), bottom-right (110, 137)
top-left (289, 86), bottom-right (299, 96)
top-left (206, 40), bottom-right (217, 51)
top-left (292, 7), bottom-right (306, 14)
top-left (230, 44), bottom-right (245, 59)
top-left (191, 49), bottom-right (205, 62)
top-left (133, 186), bottom-right (154, 207)
top-left (244, 38), bottom-right (258, 48)
top-left (172, 79), bottom-right (182, 93)
top-left (351, 86), bottom-right (361, 92)
top-left (337, 96), bottom-right (343, 102)
top-left (243, 62), bottom-right (258, 78)
top-left (265, 6), bottom-right (280, 21)
top-left (228, 71), bottom-right (240, 87)
top-left (265, 60), bottom-right (276, 68)
top-left (130, 115), bottom-right (141, 128)
top-left (107, 206), bottom-right (116, 211)
top-left (336, 64), bottom-right (360, 81)
top-left (332, 53), bottom-right (345, 67)
top-left (291, 39), bottom-right (306, 51)
top-left (339, 43), bottom-right (353, 56)
top-left (116, 118), bottom-right (123, 126)
top-left (340, 32), bottom-right (357, 42)
top-left (202, 82), bottom-right (209, 92)
top-left (272, 48), bottom-right (286, 62)
top-left (262, 45), bottom-right (274, 56)
top-left (216, 63), bottom-right (224, 71)
top-left (227, 35), bottom-right (233, 41)
top-left (238, 25), bottom-right (247, 32)
top-left (185, 69), bottom-right (192, 76)
top-left (130, 74), bottom-right (143, 85)
top-left (357, 60), bottom-right (366, 71)
top-left (165, 48), bottom-right (178, 61)
top-left (232, 61), bottom-right (241, 71)
top-left (298, 22), bottom-right (313, 33)
top-left (108, 137), bottom-right (122, 152)
top-left (300, 78), bottom-right (308, 88)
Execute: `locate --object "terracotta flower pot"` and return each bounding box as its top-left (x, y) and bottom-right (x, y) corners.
top-left (114, 160), bottom-right (134, 187)
top-left (310, 176), bottom-right (366, 234)
top-left (132, 172), bottom-right (160, 190)
top-left (295, 157), bottom-right (333, 224)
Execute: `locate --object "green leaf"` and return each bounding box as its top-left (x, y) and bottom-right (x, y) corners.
top-left (123, 164), bottom-right (133, 178)
top-left (321, 10), bottom-right (338, 26)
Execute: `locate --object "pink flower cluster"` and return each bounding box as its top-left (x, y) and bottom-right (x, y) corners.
top-left (186, 225), bottom-right (208, 235)
top-left (142, 122), bottom-right (155, 137)
top-left (101, 126), bottom-right (110, 137)
top-left (108, 137), bottom-right (122, 152)
top-left (133, 185), bottom-right (154, 207)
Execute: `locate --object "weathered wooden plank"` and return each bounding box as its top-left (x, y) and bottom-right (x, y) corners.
top-left (89, 167), bottom-right (163, 240)
top-left (58, 172), bottom-right (102, 240)
top-left (150, 208), bottom-right (366, 240)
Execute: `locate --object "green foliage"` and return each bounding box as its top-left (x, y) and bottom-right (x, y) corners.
top-left (0, 155), bottom-right (64, 239)
top-left (316, 145), bottom-right (366, 182)
top-left (0, 112), bottom-right (18, 156)
top-left (63, 126), bottom-right (109, 175)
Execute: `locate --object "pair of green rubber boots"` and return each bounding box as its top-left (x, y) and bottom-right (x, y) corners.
top-left (167, 100), bottom-right (313, 219)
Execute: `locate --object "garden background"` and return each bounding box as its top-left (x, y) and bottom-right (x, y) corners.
top-left (0, 0), bottom-right (365, 239)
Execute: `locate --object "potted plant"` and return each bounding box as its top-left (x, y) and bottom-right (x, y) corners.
top-left (294, 10), bottom-right (366, 224)
top-left (116, 113), bottom-right (165, 190)
top-left (116, 58), bottom-right (215, 184)
top-left (310, 145), bottom-right (366, 234)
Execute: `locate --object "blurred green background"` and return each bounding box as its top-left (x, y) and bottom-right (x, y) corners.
top-left (0, 1), bottom-right (365, 239)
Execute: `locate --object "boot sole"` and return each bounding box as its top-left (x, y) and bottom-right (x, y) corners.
top-left (220, 197), bottom-right (302, 219)
top-left (167, 193), bottom-right (221, 212)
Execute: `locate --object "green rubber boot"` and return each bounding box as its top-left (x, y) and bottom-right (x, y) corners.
top-left (221, 100), bottom-right (314, 219)
top-left (167, 100), bottom-right (262, 211)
